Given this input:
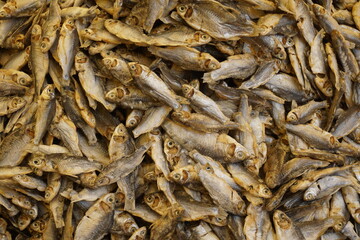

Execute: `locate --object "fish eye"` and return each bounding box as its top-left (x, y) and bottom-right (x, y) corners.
top-left (174, 210), bottom-right (181, 216)
top-left (235, 151), bottom-right (244, 159)
top-left (209, 62), bottom-right (218, 69)
top-left (130, 64), bottom-right (137, 70)
top-left (130, 226), bottom-right (137, 233)
top-left (173, 173), bottom-right (181, 180)
top-left (33, 222), bottom-right (38, 227)
top-left (167, 140), bottom-right (174, 147)
top-left (107, 196), bottom-right (114, 203)
top-left (14, 175), bottom-right (21, 179)
top-left (201, 34), bottom-right (209, 40)
top-left (18, 221), bottom-right (24, 226)
top-left (146, 195), bottom-right (154, 202)
top-left (216, 217), bottom-right (223, 222)
top-left (19, 78), bottom-right (26, 85)
top-left (178, 5), bottom-right (187, 12)
top-left (45, 192), bottom-right (51, 198)
top-left (206, 166), bottom-right (211, 171)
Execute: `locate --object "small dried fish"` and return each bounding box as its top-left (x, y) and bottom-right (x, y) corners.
top-left (1, 0), bottom-right (360, 239)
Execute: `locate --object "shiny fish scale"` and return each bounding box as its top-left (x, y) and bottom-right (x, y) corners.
top-left (1, 0), bottom-right (360, 239)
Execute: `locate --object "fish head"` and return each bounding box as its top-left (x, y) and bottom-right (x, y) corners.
top-left (193, 31), bottom-right (211, 44)
top-left (170, 204), bottom-right (185, 220)
top-left (95, 176), bottom-right (111, 187)
top-left (164, 138), bottom-right (180, 155)
top-left (81, 111), bottom-right (96, 128)
top-left (25, 206), bottom-right (38, 220)
top-left (200, 163), bottom-right (214, 174)
top-left (274, 47), bottom-right (286, 60)
top-left (258, 185), bottom-right (272, 198)
top-left (171, 110), bottom-right (190, 121)
top-left (303, 187), bottom-right (318, 201)
top-left (312, 4), bottom-right (325, 16)
top-left (126, 16), bottom-right (139, 26)
top-left (17, 196), bottom-right (32, 210)
top-left (286, 111), bottom-right (298, 123)
top-left (80, 171), bottom-right (97, 188)
top-left (30, 220), bottom-right (43, 232)
top-left (18, 214), bottom-right (31, 231)
top-left (128, 62), bottom-right (143, 77)
top-left (103, 193), bottom-right (116, 208)
top-left (133, 226), bottom-right (147, 240)
top-left (126, 115), bottom-right (141, 128)
top-left (182, 84), bottom-right (194, 98)
top-left (28, 155), bottom-right (46, 169)
top-left (169, 169), bottom-right (189, 184)
top-left (75, 51), bottom-right (89, 65)
top-left (206, 215), bottom-right (228, 226)
top-left (102, 57), bottom-right (117, 69)
top-left (176, 4), bottom-right (192, 19)
top-left (226, 143), bottom-right (249, 161)
top-left (31, 25), bottom-right (42, 40)
top-left (265, 174), bottom-right (278, 189)
top-left (106, 87), bottom-right (124, 102)
top-left (236, 201), bottom-right (246, 216)
top-left (14, 73), bottom-right (32, 86)
top-left (8, 97), bottom-right (26, 111)
top-left (332, 216), bottom-right (346, 232)
top-left (65, 18), bottom-right (76, 30)
top-left (41, 85), bottom-right (55, 100)
top-left (12, 174), bottom-right (23, 181)
top-left (114, 191), bottom-right (125, 207)
top-left (144, 171), bottom-right (157, 181)
top-left (273, 210), bottom-right (291, 229)
top-left (290, 180), bottom-right (309, 193)
top-left (0, 9), bottom-right (10, 18)
top-left (144, 193), bottom-right (160, 208)
top-left (40, 36), bottom-right (51, 51)
top-left (113, 124), bottom-right (128, 142)
top-left (203, 58), bottom-right (221, 71)
top-left (44, 186), bottom-right (55, 201)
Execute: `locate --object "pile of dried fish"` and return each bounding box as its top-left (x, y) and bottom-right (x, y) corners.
top-left (2, 0), bottom-right (360, 239)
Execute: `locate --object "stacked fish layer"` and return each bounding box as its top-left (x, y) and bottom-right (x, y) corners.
top-left (0, 0), bottom-right (360, 239)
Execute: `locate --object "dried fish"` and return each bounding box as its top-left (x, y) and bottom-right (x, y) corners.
top-left (1, 1), bottom-right (360, 239)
